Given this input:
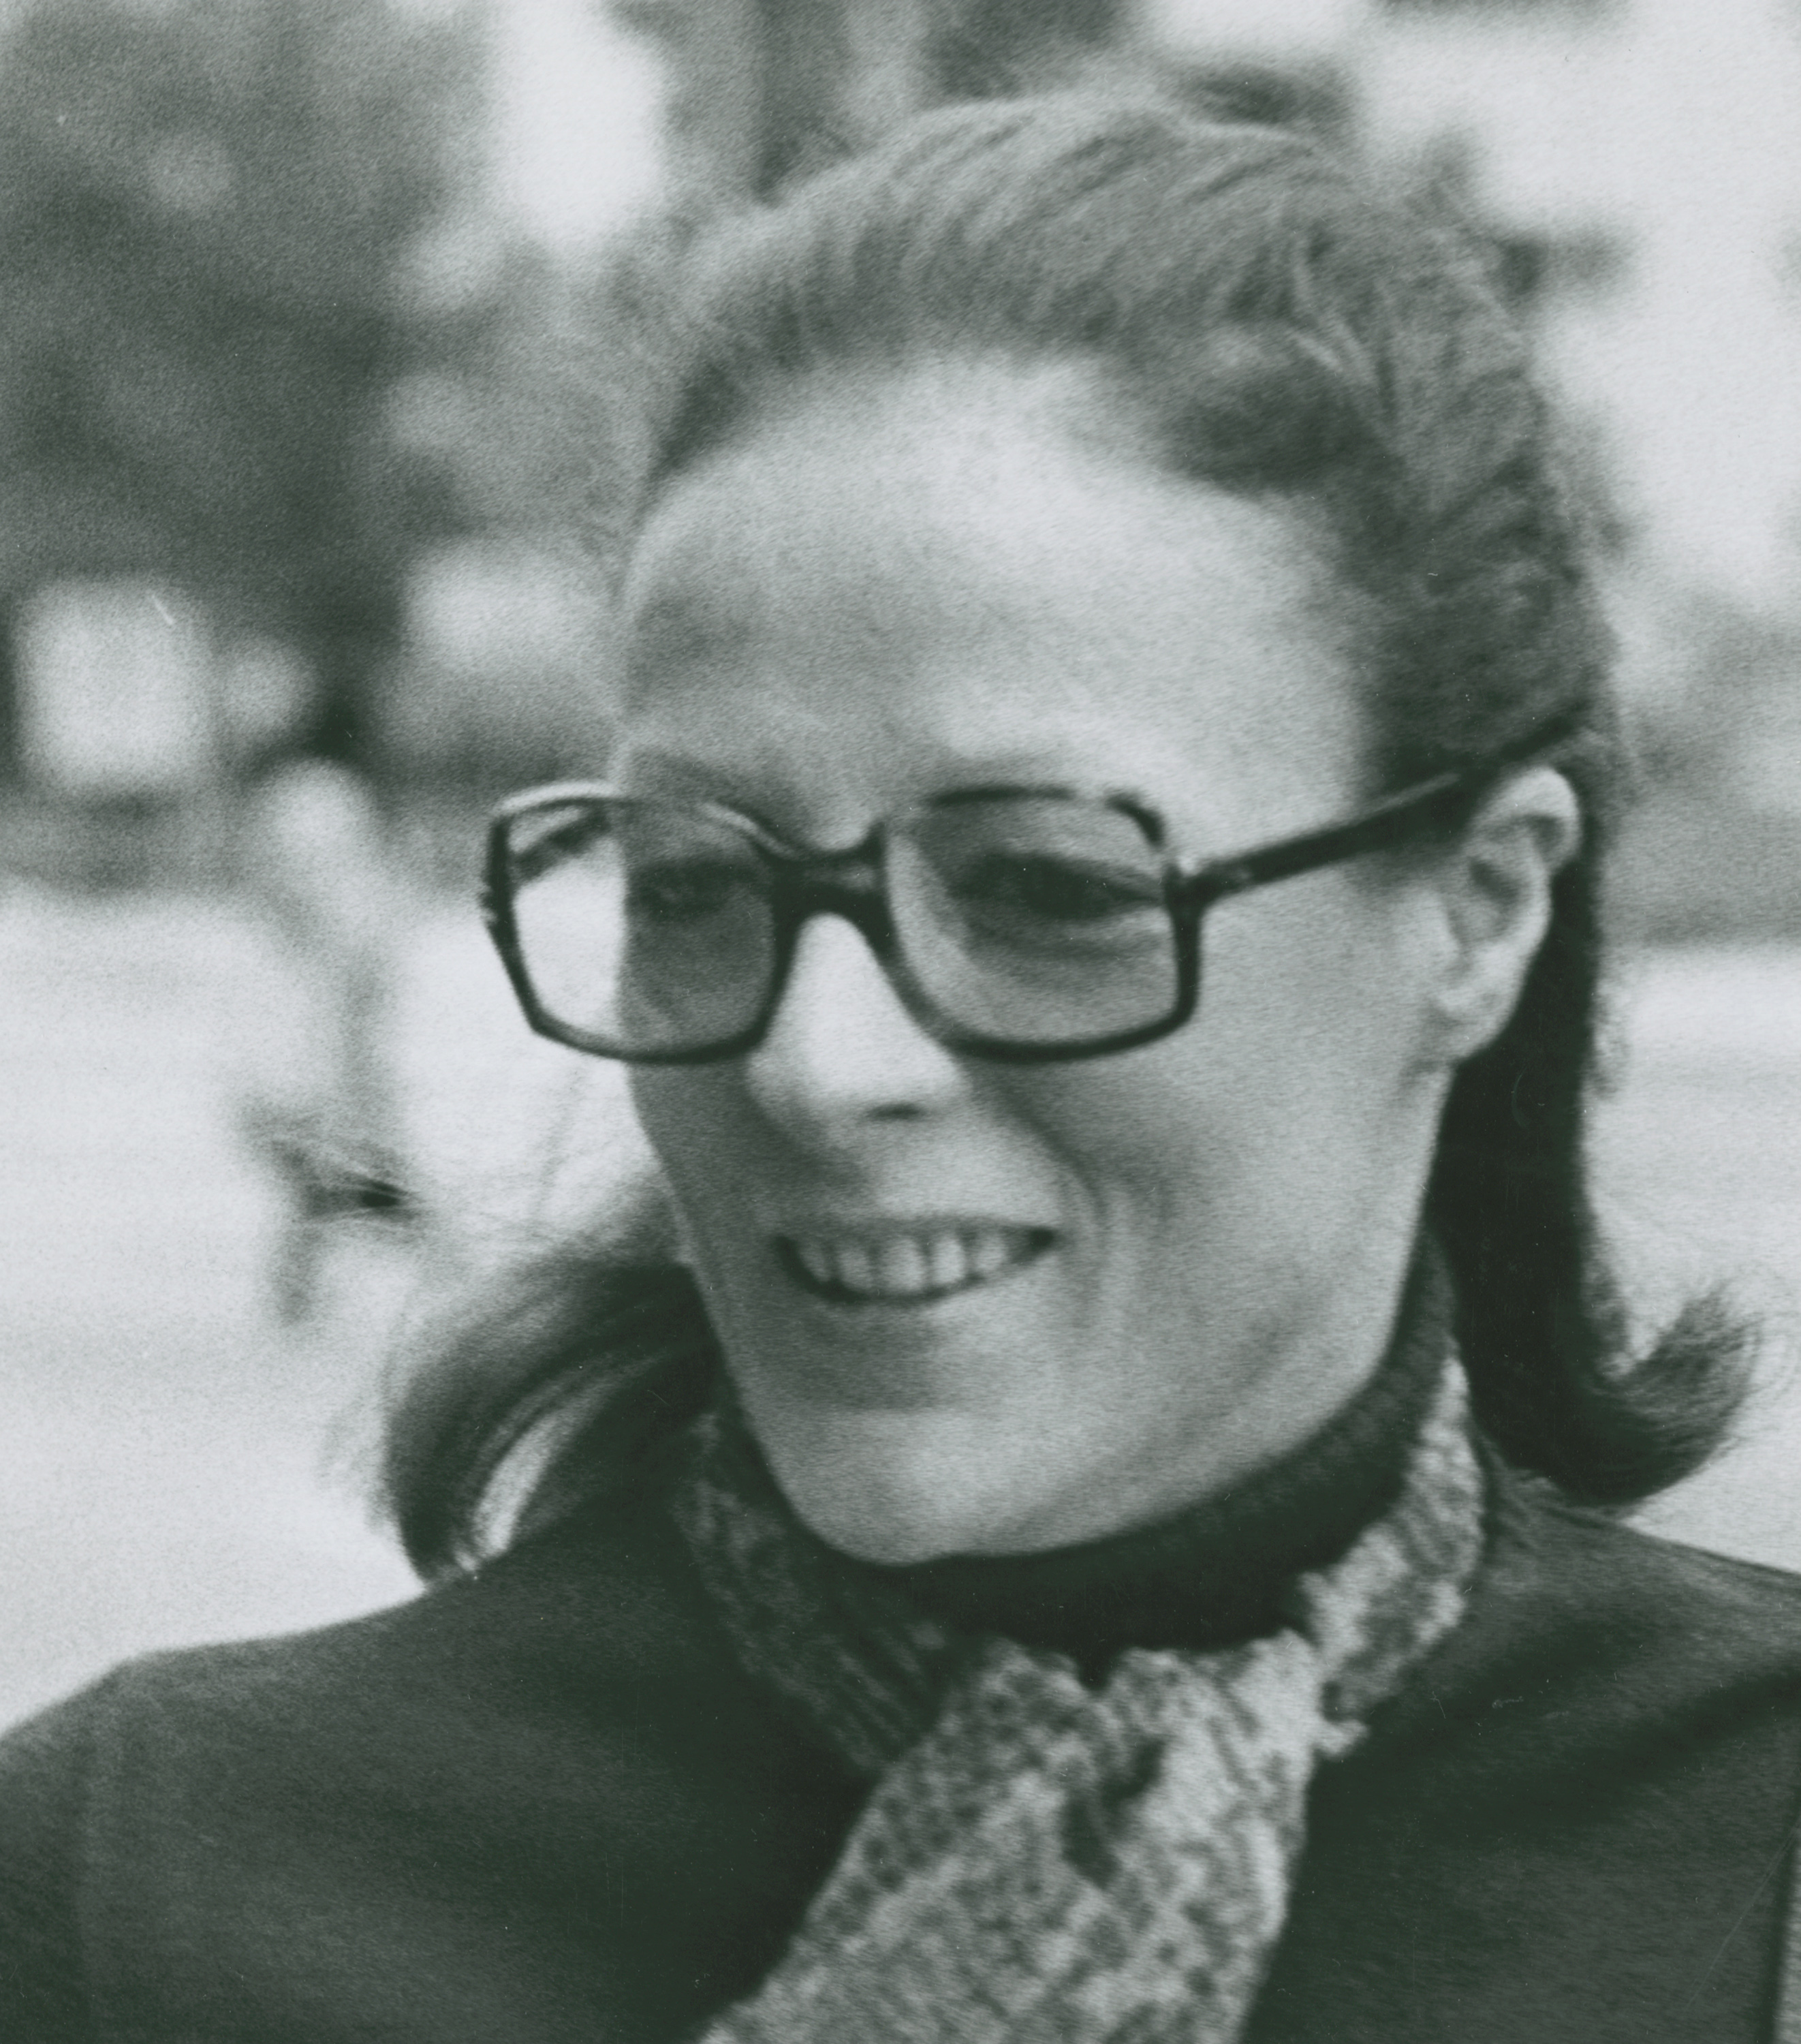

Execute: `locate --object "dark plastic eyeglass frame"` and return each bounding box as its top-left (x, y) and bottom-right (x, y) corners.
top-left (482, 716), bottom-right (1575, 1066)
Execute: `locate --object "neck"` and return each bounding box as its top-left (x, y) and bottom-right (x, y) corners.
top-left (881, 1235), bottom-right (1455, 1670)
top-left (1176, 1201), bottom-right (1431, 1527)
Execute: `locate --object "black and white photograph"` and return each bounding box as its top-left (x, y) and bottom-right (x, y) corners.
top-left (3, 1), bottom-right (1801, 2037)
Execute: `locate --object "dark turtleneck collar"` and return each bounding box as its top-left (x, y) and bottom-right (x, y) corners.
top-left (879, 1241), bottom-right (1455, 1672)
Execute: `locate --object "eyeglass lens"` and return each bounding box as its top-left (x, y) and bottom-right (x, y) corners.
top-left (501, 794), bottom-right (1180, 1057)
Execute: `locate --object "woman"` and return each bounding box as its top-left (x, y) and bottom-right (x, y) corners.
top-left (5, 91), bottom-right (1800, 2043)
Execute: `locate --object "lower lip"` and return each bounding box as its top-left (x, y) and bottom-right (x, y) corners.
top-left (749, 1238), bottom-right (1057, 1408)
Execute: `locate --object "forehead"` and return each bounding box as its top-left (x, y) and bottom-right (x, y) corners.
top-left (618, 361), bottom-right (1372, 839)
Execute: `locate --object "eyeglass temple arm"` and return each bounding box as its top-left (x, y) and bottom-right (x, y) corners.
top-left (1177, 715), bottom-right (1580, 908)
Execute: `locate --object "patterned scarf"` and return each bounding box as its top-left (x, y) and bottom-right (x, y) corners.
top-left (671, 1356), bottom-right (1485, 2044)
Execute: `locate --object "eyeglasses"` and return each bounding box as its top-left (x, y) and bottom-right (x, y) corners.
top-left (482, 722), bottom-right (1571, 1066)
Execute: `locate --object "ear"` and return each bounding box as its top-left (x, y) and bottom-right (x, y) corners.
top-left (1420, 765), bottom-right (1582, 1066)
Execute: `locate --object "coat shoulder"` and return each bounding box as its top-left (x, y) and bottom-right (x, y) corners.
top-left (1426, 1472), bottom-right (1801, 1723)
top-left (0, 1489), bottom-right (860, 2044)
top-left (1252, 1476), bottom-right (1801, 2044)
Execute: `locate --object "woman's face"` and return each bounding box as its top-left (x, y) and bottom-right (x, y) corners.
top-left (618, 361), bottom-right (1457, 1564)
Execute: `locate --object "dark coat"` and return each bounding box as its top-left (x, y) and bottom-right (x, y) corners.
top-left (4, 1466), bottom-right (1801, 2042)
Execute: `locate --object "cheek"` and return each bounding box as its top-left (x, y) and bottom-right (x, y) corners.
top-left (628, 1072), bottom-right (736, 1213)
top-left (1012, 876), bottom-right (1431, 1235)
top-left (1210, 870), bottom-right (1430, 1097)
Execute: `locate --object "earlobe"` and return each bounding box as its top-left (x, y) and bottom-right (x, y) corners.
top-left (1427, 766), bottom-right (1582, 1062)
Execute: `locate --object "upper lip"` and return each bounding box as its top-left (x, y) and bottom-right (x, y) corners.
top-left (772, 1215), bottom-right (1056, 1243)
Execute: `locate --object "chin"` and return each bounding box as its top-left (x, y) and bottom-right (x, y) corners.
top-left (759, 1422), bottom-right (1029, 1567)
top-left (781, 1472), bottom-right (979, 1567)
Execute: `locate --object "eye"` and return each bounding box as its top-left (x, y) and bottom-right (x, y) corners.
top-left (953, 853), bottom-right (1165, 935)
top-left (1002, 856), bottom-right (1154, 917)
top-left (625, 856), bottom-right (762, 925)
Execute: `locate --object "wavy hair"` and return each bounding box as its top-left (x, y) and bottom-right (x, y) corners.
top-left (383, 93), bottom-right (1748, 1577)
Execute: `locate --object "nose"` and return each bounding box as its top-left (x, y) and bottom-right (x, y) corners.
top-left (742, 913), bottom-right (968, 1142)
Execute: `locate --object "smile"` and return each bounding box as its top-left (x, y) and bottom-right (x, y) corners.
top-left (779, 1226), bottom-right (1053, 1305)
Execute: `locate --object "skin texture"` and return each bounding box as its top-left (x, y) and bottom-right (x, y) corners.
top-left (618, 360), bottom-right (1576, 1565)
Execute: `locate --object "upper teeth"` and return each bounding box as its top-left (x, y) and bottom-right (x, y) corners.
top-left (790, 1228), bottom-right (1037, 1301)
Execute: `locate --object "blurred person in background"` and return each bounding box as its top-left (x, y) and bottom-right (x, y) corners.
top-left (4, 89), bottom-right (1800, 2043)
top-left (232, 752), bottom-right (416, 1320)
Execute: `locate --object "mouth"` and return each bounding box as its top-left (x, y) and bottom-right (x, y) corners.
top-left (777, 1224), bottom-right (1055, 1307)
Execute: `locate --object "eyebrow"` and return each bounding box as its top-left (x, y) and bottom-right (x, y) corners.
top-left (619, 739), bottom-right (1159, 805)
top-left (610, 750), bottom-right (796, 833)
top-left (610, 754), bottom-right (1177, 856)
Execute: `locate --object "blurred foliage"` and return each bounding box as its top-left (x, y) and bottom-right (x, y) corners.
top-left (1608, 578), bottom-right (1801, 942)
top-left (0, 0), bottom-right (490, 764)
top-left (366, 232), bottom-right (656, 799)
top-left (398, 243), bottom-right (633, 548)
top-left (1626, 587), bottom-right (1801, 796)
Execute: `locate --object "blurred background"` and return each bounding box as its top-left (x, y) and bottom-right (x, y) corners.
top-left (3, 0), bottom-right (1800, 1729)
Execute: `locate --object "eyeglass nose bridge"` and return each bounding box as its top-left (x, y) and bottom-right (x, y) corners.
top-left (768, 850), bottom-right (903, 966)
top-left (749, 843), bottom-right (969, 1053)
